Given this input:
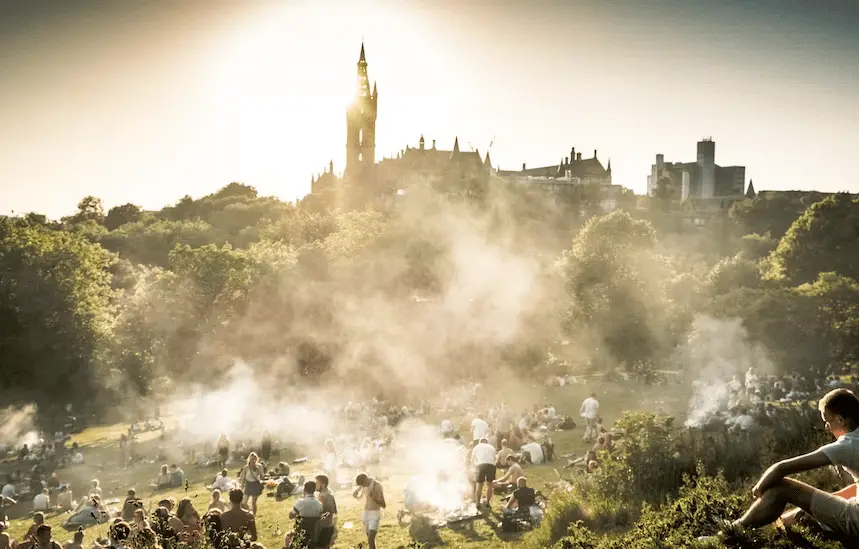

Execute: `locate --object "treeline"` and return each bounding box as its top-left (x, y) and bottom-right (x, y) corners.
top-left (1, 179), bottom-right (858, 428)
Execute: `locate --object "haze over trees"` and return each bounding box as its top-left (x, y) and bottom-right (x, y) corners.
top-left (1, 182), bottom-right (858, 429)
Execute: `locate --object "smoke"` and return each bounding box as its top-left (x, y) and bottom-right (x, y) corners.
top-left (0, 404), bottom-right (39, 449)
top-left (385, 419), bottom-right (471, 512)
top-left (165, 361), bottom-right (344, 450)
top-left (678, 316), bottom-right (773, 427)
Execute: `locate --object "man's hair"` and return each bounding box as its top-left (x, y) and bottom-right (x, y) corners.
top-left (220, 469), bottom-right (228, 476)
top-left (591, 392), bottom-right (596, 398)
top-left (35, 524), bottom-right (51, 536)
top-left (73, 531), bottom-right (84, 542)
top-left (355, 473), bottom-right (369, 486)
top-left (479, 437), bottom-right (488, 444)
top-left (228, 489), bottom-right (243, 504)
top-left (315, 475), bottom-right (329, 488)
top-left (819, 389), bottom-right (859, 428)
top-left (303, 481), bottom-right (317, 495)
top-left (33, 512), bottom-right (45, 523)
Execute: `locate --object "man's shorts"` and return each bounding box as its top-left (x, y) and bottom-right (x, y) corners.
top-left (361, 509), bottom-right (381, 533)
top-left (476, 463), bottom-right (496, 483)
top-left (810, 492), bottom-right (859, 538)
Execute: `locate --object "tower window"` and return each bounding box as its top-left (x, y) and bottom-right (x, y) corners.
top-left (358, 153), bottom-right (363, 162)
top-left (359, 129), bottom-right (363, 145)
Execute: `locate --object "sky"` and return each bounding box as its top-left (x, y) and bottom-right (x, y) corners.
top-left (1, 0), bottom-right (858, 218)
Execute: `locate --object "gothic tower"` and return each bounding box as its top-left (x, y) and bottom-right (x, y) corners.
top-left (345, 43), bottom-right (378, 180)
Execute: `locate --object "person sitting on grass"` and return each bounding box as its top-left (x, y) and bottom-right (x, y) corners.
top-left (503, 477), bottom-right (543, 526)
top-left (699, 388), bottom-right (859, 543)
top-left (493, 455), bottom-right (525, 494)
top-left (208, 489), bottom-right (227, 512)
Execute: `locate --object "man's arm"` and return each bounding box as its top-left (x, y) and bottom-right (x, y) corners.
top-left (754, 449), bottom-right (832, 497)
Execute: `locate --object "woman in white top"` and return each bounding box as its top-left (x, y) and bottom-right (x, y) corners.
top-left (239, 452), bottom-right (264, 515)
top-left (322, 439), bottom-right (338, 483)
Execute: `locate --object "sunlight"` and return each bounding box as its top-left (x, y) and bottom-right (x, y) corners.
top-left (207, 0), bottom-right (444, 191)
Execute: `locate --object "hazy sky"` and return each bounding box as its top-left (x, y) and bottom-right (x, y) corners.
top-left (1, 0), bottom-right (858, 218)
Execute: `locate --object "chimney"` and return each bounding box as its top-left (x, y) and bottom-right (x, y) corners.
top-left (576, 152), bottom-right (582, 162)
top-left (594, 149), bottom-right (598, 158)
top-left (564, 156), bottom-right (569, 166)
top-left (432, 139), bottom-right (436, 150)
top-left (571, 147), bottom-right (575, 161)
top-left (522, 163), bottom-right (526, 171)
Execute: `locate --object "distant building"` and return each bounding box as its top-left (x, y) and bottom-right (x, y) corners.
top-left (647, 138), bottom-right (747, 200)
top-left (497, 147), bottom-right (612, 187)
top-left (311, 45), bottom-right (488, 197)
top-left (311, 44), bottom-right (614, 204)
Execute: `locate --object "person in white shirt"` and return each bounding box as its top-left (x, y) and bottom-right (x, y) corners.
top-left (580, 393), bottom-right (600, 442)
top-left (520, 442), bottom-right (544, 464)
top-left (440, 419), bottom-right (454, 438)
top-left (700, 389), bottom-right (859, 543)
top-left (471, 438), bottom-right (497, 506)
top-left (33, 489), bottom-right (50, 511)
top-left (1, 478), bottom-right (14, 498)
top-left (471, 415), bottom-right (489, 444)
top-left (212, 469), bottom-right (233, 492)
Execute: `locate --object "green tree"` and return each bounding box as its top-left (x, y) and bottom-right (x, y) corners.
top-left (66, 195), bottom-right (105, 225)
top-left (0, 222), bottom-right (116, 427)
top-left (558, 211), bottom-right (668, 369)
top-left (707, 287), bottom-right (827, 376)
top-left (796, 272), bottom-right (859, 367)
top-left (104, 203), bottom-right (143, 231)
top-left (766, 193), bottom-right (859, 285)
top-left (706, 256), bottom-right (762, 296)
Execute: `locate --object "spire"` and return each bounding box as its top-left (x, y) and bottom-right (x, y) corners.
top-left (359, 42), bottom-right (366, 63)
top-left (329, 159), bottom-right (334, 173)
top-left (746, 179), bottom-right (756, 199)
top-left (484, 150), bottom-right (492, 167)
top-left (452, 136), bottom-right (460, 154)
top-left (419, 135), bottom-right (425, 150)
top-left (373, 81), bottom-right (377, 97)
top-left (607, 158), bottom-right (612, 174)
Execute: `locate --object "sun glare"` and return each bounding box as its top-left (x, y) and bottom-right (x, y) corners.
top-left (207, 0), bottom-right (443, 195)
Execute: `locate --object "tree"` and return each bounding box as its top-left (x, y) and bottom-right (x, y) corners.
top-left (795, 272), bottom-right (859, 367)
top-left (66, 196), bottom-right (105, 226)
top-left (706, 256), bottom-right (762, 296)
top-left (707, 287), bottom-right (827, 376)
top-left (212, 182), bottom-right (258, 200)
top-left (558, 211), bottom-right (668, 369)
top-left (104, 203), bottom-right (143, 231)
top-left (729, 192), bottom-right (826, 239)
top-left (766, 193), bottom-right (859, 285)
top-left (0, 223), bottom-right (116, 427)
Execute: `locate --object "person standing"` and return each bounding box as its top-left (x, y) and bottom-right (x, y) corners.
top-left (471, 415), bottom-right (489, 446)
top-left (353, 473), bottom-right (385, 549)
top-left (580, 393), bottom-right (600, 442)
top-left (217, 435), bottom-right (230, 469)
top-left (289, 482), bottom-right (322, 549)
top-left (315, 475), bottom-right (337, 549)
top-left (471, 437), bottom-right (497, 507)
top-left (239, 453), bottom-right (264, 516)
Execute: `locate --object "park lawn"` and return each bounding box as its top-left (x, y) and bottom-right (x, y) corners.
top-left (4, 380), bottom-right (689, 549)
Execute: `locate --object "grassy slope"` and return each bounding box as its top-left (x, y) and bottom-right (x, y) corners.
top-left (3, 381), bottom-right (688, 549)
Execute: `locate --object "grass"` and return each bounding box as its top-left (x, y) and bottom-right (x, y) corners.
top-left (2, 379), bottom-right (688, 549)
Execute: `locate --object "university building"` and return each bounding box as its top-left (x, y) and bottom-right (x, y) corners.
top-left (311, 44), bottom-right (616, 204)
